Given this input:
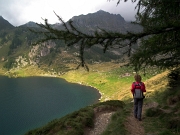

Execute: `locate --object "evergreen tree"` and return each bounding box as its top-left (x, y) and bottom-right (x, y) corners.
top-left (130, 0), bottom-right (180, 71)
top-left (31, 0), bottom-right (180, 71)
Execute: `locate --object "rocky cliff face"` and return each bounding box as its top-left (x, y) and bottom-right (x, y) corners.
top-left (67, 10), bottom-right (141, 34)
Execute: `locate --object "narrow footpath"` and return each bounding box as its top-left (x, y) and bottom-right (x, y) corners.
top-left (124, 108), bottom-right (145, 135)
top-left (84, 100), bottom-right (159, 135)
top-left (85, 111), bottom-right (115, 135)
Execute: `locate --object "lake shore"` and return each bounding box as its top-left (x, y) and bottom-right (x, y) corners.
top-left (0, 69), bottom-right (104, 102)
top-left (62, 79), bottom-right (103, 102)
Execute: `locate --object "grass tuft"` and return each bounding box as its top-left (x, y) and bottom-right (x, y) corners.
top-left (145, 107), bottom-right (164, 117)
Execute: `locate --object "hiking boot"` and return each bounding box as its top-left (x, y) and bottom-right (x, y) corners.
top-left (138, 118), bottom-right (142, 121)
top-left (134, 115), bottom-right (137, 119)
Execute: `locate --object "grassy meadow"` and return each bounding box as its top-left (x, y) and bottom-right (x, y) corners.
top-left (60, 62), bottom-right (163, 102)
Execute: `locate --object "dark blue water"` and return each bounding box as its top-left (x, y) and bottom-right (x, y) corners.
top-left (0, 76), bottom-right (100, 135)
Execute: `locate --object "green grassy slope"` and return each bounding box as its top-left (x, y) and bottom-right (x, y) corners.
top-left (142, 69), bottom-right (180, 135)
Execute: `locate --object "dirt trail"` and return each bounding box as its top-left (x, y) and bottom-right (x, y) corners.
top-left (124, 108), bottom-right (145, 135)
top-left (85, 101), bottom-right (158, 135)
top-left (125, 101), bottom-right (158, 135)
top-left (85, 112), bottom-right (115, 135)
top-left (85, 105), bottom-right (145, 135)
top-left (85, 108), bottom-right (145, 135)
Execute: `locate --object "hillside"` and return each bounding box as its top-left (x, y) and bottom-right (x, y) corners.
top-left (23, 66), bottom-right (180, 135)
top-left (0, 10), bottom-right (142, 75)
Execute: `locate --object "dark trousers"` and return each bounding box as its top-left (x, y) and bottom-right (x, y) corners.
top-left (134, 98), bottom-right (143, 119)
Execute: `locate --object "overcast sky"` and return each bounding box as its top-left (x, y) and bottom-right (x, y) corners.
top-left (0, 0), bottom-right (137, 26)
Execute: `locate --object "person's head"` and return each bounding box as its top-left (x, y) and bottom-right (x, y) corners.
top-left (134, 74), bottom-right (141, 82)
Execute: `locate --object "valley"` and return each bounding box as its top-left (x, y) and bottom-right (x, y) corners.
top-left (0, 9), bottom-right (180, 135)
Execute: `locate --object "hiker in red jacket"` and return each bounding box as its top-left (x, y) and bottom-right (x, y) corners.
top-left (131, 74), bottom-right (146, 121)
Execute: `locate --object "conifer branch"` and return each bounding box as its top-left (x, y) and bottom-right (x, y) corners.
top-left (30, 0), bottom-right (180, 71)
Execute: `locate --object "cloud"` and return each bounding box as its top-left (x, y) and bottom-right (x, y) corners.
top-left (0, 0), bottom-right (137, 26)
top-left (0, 0), bottom-right (31, 25)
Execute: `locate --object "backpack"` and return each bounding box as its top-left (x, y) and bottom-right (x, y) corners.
top-left (133, 82), bottom-right (144, 99)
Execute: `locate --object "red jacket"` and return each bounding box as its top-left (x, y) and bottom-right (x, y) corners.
top-left (131, 81), bottom-right (146, 95)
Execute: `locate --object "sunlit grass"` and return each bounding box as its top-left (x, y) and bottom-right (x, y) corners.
top-left (60, 68), bottom-right (131, 101)
top-left (60, 63), bottom-right (163, 102)
top-left (144, 70), bottom-right (169, 100)
top-left (0, 65), bottom-right (53, 77)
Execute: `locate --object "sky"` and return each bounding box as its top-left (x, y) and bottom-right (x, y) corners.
top-left (0, 0), bottom-right (138, 26)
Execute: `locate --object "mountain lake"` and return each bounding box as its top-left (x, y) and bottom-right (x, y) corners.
top-left (0, 76), bottom-right (101, 135)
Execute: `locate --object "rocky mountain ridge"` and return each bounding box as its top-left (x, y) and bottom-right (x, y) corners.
top-left (70, 10), bottom-right (140, 33)
top-left (0, 10), bottom-right (142, 73)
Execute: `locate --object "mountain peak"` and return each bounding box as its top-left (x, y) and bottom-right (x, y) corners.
top-left (0, 16), bottom-right (14, 30)
top-left (69, 10), bottom-right (127, 33)
top-left (20, 21), bottom-right (38, 28)
top-left (96, 10), bottom-right (108, 13)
